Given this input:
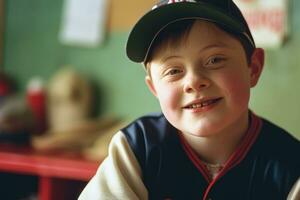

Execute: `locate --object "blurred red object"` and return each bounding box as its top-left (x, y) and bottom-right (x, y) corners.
top-left (0, 73), bottom-right (13, 97)
top-left (0, 82), bottom-right (10, 96)
top-left (26, 77), bottom-right (47, 134)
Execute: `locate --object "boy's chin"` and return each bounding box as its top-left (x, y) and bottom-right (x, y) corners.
top-left (180, 126), bottom-right (219, 138)
top-left (184, 132), bottom-right (216, 138)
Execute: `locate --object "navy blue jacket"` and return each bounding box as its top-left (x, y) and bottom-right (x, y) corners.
top-left (122, 112), bottom-right (300, 200)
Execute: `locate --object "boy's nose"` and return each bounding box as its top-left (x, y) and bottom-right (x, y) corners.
top-left (183, 72), bottom-right (211, 93)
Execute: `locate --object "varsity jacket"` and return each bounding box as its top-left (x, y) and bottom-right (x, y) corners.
top-left (79, 112), bottom-right (300, 200)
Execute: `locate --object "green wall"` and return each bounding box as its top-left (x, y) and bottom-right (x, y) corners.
top-left (4, 0), bottom-right (300, 139)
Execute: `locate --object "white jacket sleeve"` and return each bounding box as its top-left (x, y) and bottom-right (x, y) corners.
top-left (288, 177), bottom-right (300, 200)
top-left (78, 131), bottom-right (148, 200)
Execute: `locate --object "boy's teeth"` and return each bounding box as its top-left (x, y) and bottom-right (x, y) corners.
top-left (190, 103), bottom-right (202, 108)
top-left (191, 104), bottom-right (201, 108)
top-left (188, 99), bottom-right (216, 109)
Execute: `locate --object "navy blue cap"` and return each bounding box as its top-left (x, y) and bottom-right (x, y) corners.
top-left (126, 0), bottom-right (255, 63)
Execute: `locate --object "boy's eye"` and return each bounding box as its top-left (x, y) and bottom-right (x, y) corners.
top-left (205, 56), bottom-right (226, 68)
top-left (165, 68), bottom-right (183, 76)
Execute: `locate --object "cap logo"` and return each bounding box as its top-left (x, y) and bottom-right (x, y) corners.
top-left (152, 0), bottom-right (197, 10)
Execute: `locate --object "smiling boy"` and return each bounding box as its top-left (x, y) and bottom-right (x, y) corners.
top-left (79, 1), bottom-right (300, 199)
top-left (144, 19), bottom-right (263, 167)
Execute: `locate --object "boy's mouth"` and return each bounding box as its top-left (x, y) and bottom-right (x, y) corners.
top-left (183, 97), bottom-right (223, 109)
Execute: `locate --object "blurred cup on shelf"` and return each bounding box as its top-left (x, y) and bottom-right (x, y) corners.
top-left (26, 77), bottom-right (47, 134)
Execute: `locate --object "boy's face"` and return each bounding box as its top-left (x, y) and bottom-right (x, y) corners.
top-left (145, 20), bottom-right (264, 137)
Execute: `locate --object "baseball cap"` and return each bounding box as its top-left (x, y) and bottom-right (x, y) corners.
top-left (126, 0), bottom-right (255, 63)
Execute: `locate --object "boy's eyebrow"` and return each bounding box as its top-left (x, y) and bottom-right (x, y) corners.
top-left (160, 43), bottom-right (230, 62)
top-left (156, 41), bottom-right (233, 64)
top-left (161, 55), bottom-right (182, 63)
top-left (199, 43), bottom-right (231, 52)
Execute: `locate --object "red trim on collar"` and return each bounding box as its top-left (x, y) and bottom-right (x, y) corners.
top-left (180, 133), bottom-right (211, 182)
top-left (179, 111), bottom-right (262, 199)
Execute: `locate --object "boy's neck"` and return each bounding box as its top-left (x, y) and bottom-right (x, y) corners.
top-left (181, 111), bottom-right (250, 165)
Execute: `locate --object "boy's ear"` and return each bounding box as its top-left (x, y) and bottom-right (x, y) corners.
top-left (145, 75), bottom-right (157, 97)
top-left (249, 48), bottom-right (265, 87)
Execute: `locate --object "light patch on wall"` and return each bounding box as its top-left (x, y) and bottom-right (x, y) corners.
top-left (59, 0), bottom-right (108, 47)
top-left (234, 0), bottom-right (289, 49)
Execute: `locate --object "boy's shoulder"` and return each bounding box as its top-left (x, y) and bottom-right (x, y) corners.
top-left (121, 112), bottom-right (175, 146)
top-left (120, 113), bottom-right (178, 169)
top-left (253, 117), bottom-right (300, 164)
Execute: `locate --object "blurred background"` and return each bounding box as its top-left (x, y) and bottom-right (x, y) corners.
top-left (2, 0), bottom-right (159, 120)
top-left (2, 0), bottom-right (300, 138)
top-left (0, 0), bottom-right (299, 199)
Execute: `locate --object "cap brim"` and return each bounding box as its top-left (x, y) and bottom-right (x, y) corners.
top-left (126, 2), bottom-right (247, 63)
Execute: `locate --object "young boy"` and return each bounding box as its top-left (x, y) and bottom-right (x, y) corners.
top-left (79, 0), bottom-right (300, 199)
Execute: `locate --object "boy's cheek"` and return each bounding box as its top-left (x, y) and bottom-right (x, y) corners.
top-left (218, 75), bottom-right (251, 101)
top-left (157, 87), bottom-right (180, 109)
top-left (227, 84), bottom-right (250, 107)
